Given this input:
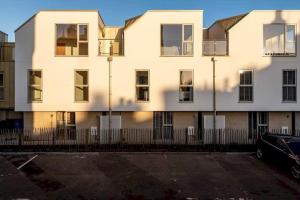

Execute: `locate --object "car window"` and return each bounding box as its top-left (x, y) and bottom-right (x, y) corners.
top-left (276, 139), bottom-right (289, 152)
top-left (288, 142), bottom-right (300, 155)
top-left (263, 135), bottom-right (277, 145)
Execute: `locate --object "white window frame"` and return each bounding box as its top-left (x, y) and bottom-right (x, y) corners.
top-left (239, 69), bottom-right (253, 102)
top-left (282, 69), bottom-right (297, 102)
top-left (55, 23), bottom-right (89, 56)
top-left (160, 24), bottom-right (194, 56)
top-left (74, 70), bottom-right (89, 102)
top-left (135, 70), bottom-right (149, 102)
top-left (263, 23), bottom-right (296, 56)
top-left (179, 70), bottom-right (194, 102)
top-left (28, 70), bottom-right (42, 102)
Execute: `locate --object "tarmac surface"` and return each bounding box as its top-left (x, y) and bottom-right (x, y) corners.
top-left (0, 152), bottom-right (299, 200)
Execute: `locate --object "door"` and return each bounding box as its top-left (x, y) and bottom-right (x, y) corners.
top-left (153, 112), bottom-right (173, 140)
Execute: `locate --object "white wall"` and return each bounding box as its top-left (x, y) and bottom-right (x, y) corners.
top-left (15, 10), bottom-right (300, 112)
top-left (15, 11), bottom-right (109, 111)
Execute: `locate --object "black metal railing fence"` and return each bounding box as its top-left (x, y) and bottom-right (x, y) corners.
top-left (0, 128), bottom-right (299, 152)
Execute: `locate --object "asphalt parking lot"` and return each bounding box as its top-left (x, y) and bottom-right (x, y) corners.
top-left (0, 152), bottom-right (299, 200)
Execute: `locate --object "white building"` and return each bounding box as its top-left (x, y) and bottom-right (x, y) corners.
top-left (14, 10), bottom-right (300, 137)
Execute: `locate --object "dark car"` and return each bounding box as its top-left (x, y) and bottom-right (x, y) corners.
top-left (256, 133), bottom-right (300, 179)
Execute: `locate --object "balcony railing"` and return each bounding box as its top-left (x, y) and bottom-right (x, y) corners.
top-left (0, 43), bottom-right (14, 61)
top-left (98, 39), bottom-right (124, 56)
top-left (263, 41), bottom-right (296, 56)
top-left (203, 40), bottom-right (228, 56)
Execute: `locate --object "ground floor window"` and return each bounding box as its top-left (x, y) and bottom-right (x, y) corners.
top-left (153, 111), bottom-right (173, 140)
top-left (248, 112), bottom-right (269, 137)
top-left (56, 112), bottom-right (76, 140)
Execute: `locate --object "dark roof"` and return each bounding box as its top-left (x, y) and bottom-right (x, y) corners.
top-left (124, 15), bottom-right (142, 29)
top-left (0, 30), bottom-right (8, 36)
top-left (210, 13), bottom-right (248, 31)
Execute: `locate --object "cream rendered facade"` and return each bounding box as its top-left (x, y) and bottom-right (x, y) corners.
top-left (14, 10), bottom-right (300, 132)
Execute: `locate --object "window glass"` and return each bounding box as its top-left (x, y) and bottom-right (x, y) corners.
top-left (239, 70), bottom-right (253, 101)
top-left (179, 70), bottom-right (193, 102)
top-left (263, 24), bottom-right (296, 55)
top-left (75, 71), bottom-right (88, 101)
top-left (240, 71), bottom-right (252, 85)
top-left (79, 43), bottom-right (88, 56)
top-left (56, 24), bottom-right (88, 56)
top-left (79, 25), bottom-right (88, 41)
top-left (286, 25), bottom-right (295, 42)
top-left (56, 24), bottom-right (78, 56)
top-left (161, 25), bottom-right (182, 56)
top-left (136, 71), bottom-right (149, 85)
top-left (283, 70), bottom-right (296, 101)
top-left (136, 71), bottom-right (149, 101)
top-left (184, 25), bottom-right (193, 41)
top-left (180, 71), bottom-right (193, 85)
top-left (0, 73), bottom-right (3, 86)
top-left (288, 142), bottom-right (300, 155)
top-left (28, 71), bottom-right (42, 101)
top-left (161, 24), bottom-right (193, 56)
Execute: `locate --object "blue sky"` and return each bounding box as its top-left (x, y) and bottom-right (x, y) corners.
top-left (1, 0), bottom-right (300, 41)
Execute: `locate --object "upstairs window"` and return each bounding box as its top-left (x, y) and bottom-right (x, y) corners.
top-left (179, 70), bottom-right (193, 102)
top-left (263, 24), bottom-right (296, 56)
top-left (75, 70), bottom-right (89, 102)
top-left (0, 72), bottom-right (4, 100)
top-left (28, 70), bottom-right (42, 102)
top-left (161, 24), bottom-right (193, 56)
top-left (56, 24), bottom-right (88, 56)
top-left (283, 69), bottom-right (297, 102)
top-left (239, 70), bottom-right (253, 102)
top-left (136, 70), bottom-right (149, 102)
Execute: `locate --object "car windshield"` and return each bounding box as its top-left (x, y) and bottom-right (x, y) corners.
top-left (288, 142), bottom-right (300, 155)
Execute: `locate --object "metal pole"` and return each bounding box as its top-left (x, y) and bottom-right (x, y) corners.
top-left (211, 57), bottom-right (217, 141)
top-left (107, 56), bottom-right (113, 143)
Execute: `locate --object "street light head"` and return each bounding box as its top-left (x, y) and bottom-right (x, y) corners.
top-left (107, 56), bottom-right (113, 62)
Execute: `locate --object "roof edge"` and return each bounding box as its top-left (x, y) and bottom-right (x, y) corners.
top-left (207, 13), bottom-right (248, 30)
top-left (15, 13), bottom-right (37, 33)
top-left (0, 30), bottom-right (8, 35)
top-left (15, 10), bottom-right (106, 33)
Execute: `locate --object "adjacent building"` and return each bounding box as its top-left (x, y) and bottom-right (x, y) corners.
top-left (0, 31), bottom-right (22, 128)
top-left (14, 10), bottom-right (300, 138)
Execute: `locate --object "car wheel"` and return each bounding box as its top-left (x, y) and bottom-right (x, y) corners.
top-left (256, 148), bottom-right (263, 159)
top-left (291, 165), bottom-right (300, 179)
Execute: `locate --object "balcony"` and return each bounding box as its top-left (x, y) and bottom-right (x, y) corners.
top-left (202, 40), bottom-right (228, 56)
top-left (0, 43), bottom-right (14, 61)
top-left (263, 41), bottom-right (296, 56)
top-left (98, 39), bottom-right (124, 56)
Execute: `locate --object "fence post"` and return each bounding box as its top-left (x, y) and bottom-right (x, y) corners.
top-left (185, 128), bottom-right (188, 145)
top-left (18, 129), bottom-right (23, 149)
top-left (52, 128), bottom-right (55, 146)
top-left (120, 128), bottom-right (123, 146)
top-left (85, 129), bottom-right (89, 147)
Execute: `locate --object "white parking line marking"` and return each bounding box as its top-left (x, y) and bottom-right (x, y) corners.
top-left (17, 155), bottom-right (38, 170)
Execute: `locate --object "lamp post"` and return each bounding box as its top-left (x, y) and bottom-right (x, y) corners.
top-left (107, 41), bottom-right (113, 144)
top-left (211, 57), bottom-right (216, 140)
top-left (107, 55), bottom-right (113, 143)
